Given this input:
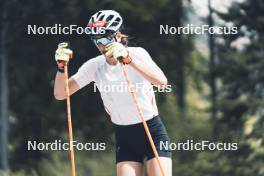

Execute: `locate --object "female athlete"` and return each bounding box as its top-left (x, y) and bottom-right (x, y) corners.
top-left (54, 10), bottom-right (172, 176)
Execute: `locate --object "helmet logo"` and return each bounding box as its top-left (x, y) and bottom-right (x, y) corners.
top-left (86, 21), bottom-right (106, 35)
top-left (87, 21), bottom-right (107, 27)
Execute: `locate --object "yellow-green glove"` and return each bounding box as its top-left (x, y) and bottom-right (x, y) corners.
top-left (55, 42), bottom-right (73, 72)
top-left (105, 42), bottom-right (132, 64)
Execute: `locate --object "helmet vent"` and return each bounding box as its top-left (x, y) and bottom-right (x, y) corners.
top-left (106, 15), bottom-right (114, 22)
top-left (96, 12), bottom-right (102, 18)
top-left (112, 22), bottom-right (118, 27)
top-left (91, 17), bottom-right (95, 23)
top-left (99, 15), bottom-right (105, 21)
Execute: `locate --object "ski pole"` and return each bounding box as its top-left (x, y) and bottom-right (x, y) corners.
top-left (120, 63), bottom-right (166, 176)
top-left (64, 64), bottom-right (76, 176)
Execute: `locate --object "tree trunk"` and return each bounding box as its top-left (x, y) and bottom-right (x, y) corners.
top-left (208, 0), bottom-right (217, 139)
top-left (0, 0), bottom-right (9, 171)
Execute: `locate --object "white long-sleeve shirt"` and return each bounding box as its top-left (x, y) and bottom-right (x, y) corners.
top-left (71, 47), bottom-right (158, 125)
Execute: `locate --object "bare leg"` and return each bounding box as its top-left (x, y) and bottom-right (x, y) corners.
top-left (146, 157), bottom-right (172, 176)
top-left (117, 161), bottom-right (144, 176)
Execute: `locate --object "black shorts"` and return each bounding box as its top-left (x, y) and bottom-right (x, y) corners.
top-left (115, 115), bottom-right (171, 163)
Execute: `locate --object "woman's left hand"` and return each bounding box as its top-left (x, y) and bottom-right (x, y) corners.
top-left (105, 42), bottom-right (132, 64)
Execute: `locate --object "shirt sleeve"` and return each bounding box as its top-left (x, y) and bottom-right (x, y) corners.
top-left (131, 47), bottom-right (160, 70)
top-left (71, 58), bottom-right (97, 89)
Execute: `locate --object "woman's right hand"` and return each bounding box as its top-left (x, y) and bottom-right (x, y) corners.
top-left (55, 42), bottom-right (73, 72)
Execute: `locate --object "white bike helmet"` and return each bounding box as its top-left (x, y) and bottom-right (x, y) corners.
top-left (88, 10), bottom-right (123, 34)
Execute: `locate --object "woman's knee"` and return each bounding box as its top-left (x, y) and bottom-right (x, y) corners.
top-left (117, 161), bottom-right (144, 176)
top-left (146, 157), bottom-right (172, 176)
